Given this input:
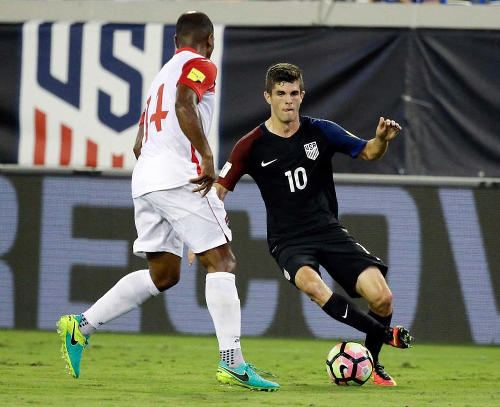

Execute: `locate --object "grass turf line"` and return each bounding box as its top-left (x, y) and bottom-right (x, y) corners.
top-left (0, 329), bottom-right (499, 407)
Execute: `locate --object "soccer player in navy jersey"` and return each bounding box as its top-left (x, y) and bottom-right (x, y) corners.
top-left (214, 63), bottom-right (413, 386)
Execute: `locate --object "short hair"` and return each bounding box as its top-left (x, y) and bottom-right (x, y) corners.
top-left (176, 11), bottom-right (213, 43)
top-left (265, 63), bottom-right (304, 94)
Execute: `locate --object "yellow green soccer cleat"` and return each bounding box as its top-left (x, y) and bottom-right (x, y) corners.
top-left (56, 314), bottom-right (89, 378)
top-left (216, 361), bottom-right (280, 391)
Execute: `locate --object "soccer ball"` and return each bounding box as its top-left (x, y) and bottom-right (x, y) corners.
top-left (326, 342), bottom-right (373, 386)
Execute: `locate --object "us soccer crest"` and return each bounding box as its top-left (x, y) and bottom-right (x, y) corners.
top-left (304, 141), bottom-right (319, 160)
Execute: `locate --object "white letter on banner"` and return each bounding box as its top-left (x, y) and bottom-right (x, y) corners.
top-left (302, 186), bottom-right (421, 339)
top-left (0, 177), bottom-right (17, 328)
top-left (38, 177), bottom-right (135, 331)
top-left (439, 188), bottom-right (499, 344)
top-left (165, 182), bottom-right (278, 336)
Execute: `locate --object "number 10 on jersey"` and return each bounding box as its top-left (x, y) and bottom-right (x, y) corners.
top-left (285, 167), bottom-right (308, 192)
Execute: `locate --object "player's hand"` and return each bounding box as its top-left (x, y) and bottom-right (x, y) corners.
top-left (190, 155), bottom-right (215, 197)
top-left (187, 249), bottom-right (196, 266)
top-left (376, 117), bottom-right (402, 142)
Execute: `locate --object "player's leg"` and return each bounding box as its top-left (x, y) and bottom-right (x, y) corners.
top-left (355, 266), bottom-right (408, 386)
top-left (196, 244), bottom-right (279, 391)
top-left (152, 185), bottom-right (278, 391)
top-left (196, 243), bottom-right (242, 365)
top-left (57, 254), bottom-right (178, 378)
top-left (320, 228), bottom-right (413, 385)
top-left (317, 229), bottom-right (413, 348)
top-left (57, 194), bottom-right (181, 378)
top-left (355, 266), bottom-right (392, 361)
top-left (294, 266), bottom-right (390, 339)
top-left (81, 253), bottom-right (180, 333)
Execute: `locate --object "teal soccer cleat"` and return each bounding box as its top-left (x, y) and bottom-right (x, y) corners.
top-left (56, 314), bottom-right (89, 378)
top-left (216, 361), bottom-right (280, 391)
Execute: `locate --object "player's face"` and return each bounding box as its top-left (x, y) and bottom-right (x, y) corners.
top-left (265, 81), bottom-right (305, 124)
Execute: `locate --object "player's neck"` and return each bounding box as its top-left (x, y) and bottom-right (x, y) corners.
top-left (176, 43), bottom-right (208, 58)
top-left (265, 117), bottom-right (300, 138)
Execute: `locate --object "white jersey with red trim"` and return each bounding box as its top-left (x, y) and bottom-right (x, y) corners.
top-left (132, 47), bottom-right (217, 198)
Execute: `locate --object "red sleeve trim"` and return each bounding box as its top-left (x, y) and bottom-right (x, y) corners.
top-left (177, 58), bottom-right (217, 102)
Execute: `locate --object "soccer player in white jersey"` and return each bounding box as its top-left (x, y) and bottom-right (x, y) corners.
top-left (57, 12), bottom-right (279, 392)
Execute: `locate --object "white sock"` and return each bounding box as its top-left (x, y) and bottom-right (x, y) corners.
top-left (81, 269), bottom-right (160, 335)
top-left (205, 272), bottom-right (245, 367)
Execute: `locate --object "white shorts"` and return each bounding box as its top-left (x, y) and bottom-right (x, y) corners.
top-left (133, 184), bottom-right (232, 258)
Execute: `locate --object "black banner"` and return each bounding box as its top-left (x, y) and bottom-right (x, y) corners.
top-left (0, 24), bottom-right (22, 164)
top-left (405, 29), bottom-right (500, 177)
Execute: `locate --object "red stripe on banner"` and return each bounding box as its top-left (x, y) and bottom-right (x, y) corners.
top-left (60, 124), bottom-right (72, 166)
top-left (86, 140), bottom-right (98, 167)
top-left (191, 144), bottom-right (201, 175)
top-left (34, 109), bottom-right (46, 165)
top-left (112, 154), bottom-right (124, 168)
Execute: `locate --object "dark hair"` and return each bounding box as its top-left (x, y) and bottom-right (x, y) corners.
top-left (265, 63), bottom-right (304, 94)
top-left (176, 11), bottom-right (213, 43)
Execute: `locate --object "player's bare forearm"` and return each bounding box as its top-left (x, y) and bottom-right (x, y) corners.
top-left (214, 183), bottom-right (229, 201)
top-left (359, 117), bottom-right (401, 161)
top-left (360, 137), bottom-right (389, 161)
top-left (176, 84), bottom-right (215, 196)
top-left (133, 124), bottom-right (144, 159)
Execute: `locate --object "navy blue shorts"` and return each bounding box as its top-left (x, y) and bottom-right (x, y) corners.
top-left (271, 226), bottom-right (388, 298)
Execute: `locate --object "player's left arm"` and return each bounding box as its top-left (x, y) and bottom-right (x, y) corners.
top-left (358, 117), bottom-right (402, 161)
top-left (133, 123), bottom-right (144, 159)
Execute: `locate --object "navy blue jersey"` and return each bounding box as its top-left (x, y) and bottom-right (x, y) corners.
top-left (217, 116), bottom-right (367, 250)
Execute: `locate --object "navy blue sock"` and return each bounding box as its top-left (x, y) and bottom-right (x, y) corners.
top-left (321, 294), bottom-right (387, 339)
top-left (365, 311), bottom-right (392, 362)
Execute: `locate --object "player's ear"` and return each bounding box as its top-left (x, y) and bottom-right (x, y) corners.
top-left (174, 35), bottom-right (179, 49)
top-left (206, 32), bottom-right (215, 58)
top-left (300, 90), bottom-right (305, 100)
top-left (264, 91), bottom-right (271, 104)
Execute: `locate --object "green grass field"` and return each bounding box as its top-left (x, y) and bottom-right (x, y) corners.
top-left (1, 329), bottom-right (499, 407)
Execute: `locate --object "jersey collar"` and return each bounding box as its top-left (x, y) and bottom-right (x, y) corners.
top-left (261, 116), bottom-right (305, 139)
top-left (175, 47), bottom-right (202, 55)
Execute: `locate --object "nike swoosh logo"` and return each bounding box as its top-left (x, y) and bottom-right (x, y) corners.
top-left (342, 305), bottom-right (348, 319)
top-left (219, 366), bottom-right (249, 382)
top-left (70, 323), bottom-right (78, 346)
top-left (261, 159), bottom-right (278, 167)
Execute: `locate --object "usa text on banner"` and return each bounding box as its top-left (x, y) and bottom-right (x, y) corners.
top-left (19, 22), bottom-right (224, 170)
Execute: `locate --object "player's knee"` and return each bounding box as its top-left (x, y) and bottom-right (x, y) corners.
top-left (300, 279), bottom-right (325, 300)
top-left (217, 252), bottom-right (237, 274)
top-left (157, 273), bottom-right (180, 292)
top-left (151, 268), bottom-right (180, 292)
top-left (372, 290), bottom-right (393, 315)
